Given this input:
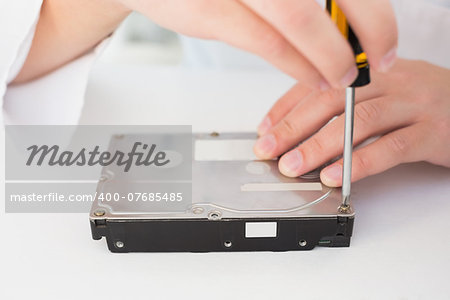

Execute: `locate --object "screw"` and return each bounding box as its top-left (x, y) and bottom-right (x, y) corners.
top-left (93, 210), bottom-right (105, 217)
top-left (210, 131), bottom-right (219, 137)
top-left (299, 240), bottom-right (307, 247)
top-left (115, 241), bottom-right (124, 248)
top-left (338, 204), bottom-right (351, 214)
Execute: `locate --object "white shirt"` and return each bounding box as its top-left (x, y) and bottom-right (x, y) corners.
top-left (1, 0), bottom-right (449, 125)
top-left (0, 0), bottom-right (105, 125)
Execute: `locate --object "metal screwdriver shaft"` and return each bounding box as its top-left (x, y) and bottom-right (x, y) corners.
top-left (341, 87), bottom-right (355, 209)
top-left (327, 0), bottom-right (370, 213)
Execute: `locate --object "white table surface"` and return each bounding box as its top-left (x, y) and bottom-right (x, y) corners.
top-left (2, 63), bottom-right (450, 300)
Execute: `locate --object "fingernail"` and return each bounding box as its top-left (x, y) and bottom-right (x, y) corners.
top-left (254, 134), bottom-right (276, 157)
top-left (321, 164), bottom-right (342, 187)
top-left (279, 150), bottom-right (303, 177)
top-left (319, 79), bottom-right (331, 91)
top-left (257, 116), bottom-right (272, 136)
top-left (378, 47), bottom-right (397, 73)
top-left (340, 66), bottom-right (358, 88)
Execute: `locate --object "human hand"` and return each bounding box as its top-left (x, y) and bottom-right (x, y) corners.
top-left (254, 59), bottom-right (450, 186)
top-left (116, 0), bottom-right (397, 90)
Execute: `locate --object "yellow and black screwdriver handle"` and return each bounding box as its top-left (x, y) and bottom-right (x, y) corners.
top-left (326, 0), bottom-right (370, 87)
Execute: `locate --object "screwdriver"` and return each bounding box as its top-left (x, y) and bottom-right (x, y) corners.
top-left (326, 0), bottom-right (371, 212)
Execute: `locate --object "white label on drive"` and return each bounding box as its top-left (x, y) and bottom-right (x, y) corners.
top-left (195, 139), bottom-right (257, 161)
top-left (245, 222), bottom-right (277, 238)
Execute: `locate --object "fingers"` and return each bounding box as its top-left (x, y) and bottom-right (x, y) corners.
top-left (140, 0), bottom-right (398, 90)
top-left (209, 1), bottom-right (326, 89)
top-left (254, 80), bottom-right (388, 160)
top-left (138, 0), bottom-right (325, 89)
top-left (255, 89), bottom-right (345, 159)
top-left (337, 0), bottom-right (398, 72)
top-left (241, 0), bottom-right (357, 88)
top-left (257, 76), bottom-right (387, 136)
top-left (320, 123), bottom-right (430, 186)
top-left (277, 96), bottom-right (414, 177)
top-left (258, 83), bottom-right (312, 135)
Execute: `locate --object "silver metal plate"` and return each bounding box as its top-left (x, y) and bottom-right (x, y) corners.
top-left (90, 132), bottom-right (354, 220)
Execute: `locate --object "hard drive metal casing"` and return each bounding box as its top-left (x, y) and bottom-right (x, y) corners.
top-left (90, 133), bottom-right (355, 252)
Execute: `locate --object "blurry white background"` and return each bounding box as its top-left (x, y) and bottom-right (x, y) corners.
top-left (99, 12), bottom-right (182, 66)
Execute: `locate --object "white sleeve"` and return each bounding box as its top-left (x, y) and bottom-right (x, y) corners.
top-left (0, 1), bottom-right (110, 125)
top-left (0, 1), bottom-right (42, 109)
top-left (392, 0), bottom-right (450, 68)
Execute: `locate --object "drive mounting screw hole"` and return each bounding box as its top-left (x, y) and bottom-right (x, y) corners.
top-left (299, 240), bottom-right (307, 247)
top-left (115, 241), bottom-right (124, 248)
top-left (208, 211), bottom-right (221, 220)
top-left (210, 131), bottom-right (219, 137)
top-left (224, 240), bottom-right (232, 248)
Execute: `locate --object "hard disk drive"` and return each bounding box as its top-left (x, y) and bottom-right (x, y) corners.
top-left (90, 132), bottom-right (354, 252)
